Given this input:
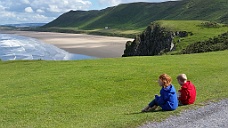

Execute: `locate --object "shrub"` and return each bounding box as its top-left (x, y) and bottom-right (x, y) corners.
top-left (182, 31), bottom-right (228, 54)
top-left (200, 21), bottom-right (221, 28)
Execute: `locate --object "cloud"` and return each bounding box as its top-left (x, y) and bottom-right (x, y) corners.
top-left (21, 0), bottom-right (30, 4)
top-left (98, 0), bottom-right (122, 6)
top-left (0, 4), bottom-right (16, 18)
top-left (98, 0), bottom-right (177, 7)
top-left (0, 11), bottom-right (16, 18)
top-left (29, 0), bottom-right (92, 13)
top-left (0, 5), bottom-right (6, 11)
top-left (36, 9), bottom-right (44, 13)
top-left (25, 7), bottom-right (34, 13)
top-left (0, 0), bottom-right (92, 24)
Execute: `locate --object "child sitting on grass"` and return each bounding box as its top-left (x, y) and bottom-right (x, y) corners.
top-left (141, 73), bottom-right (178, 112)
top-left (177, 74), bottom-right (196, 105)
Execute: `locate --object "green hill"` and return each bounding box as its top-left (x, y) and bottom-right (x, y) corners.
top-left (1, 51), bottom-right (228, 127)
top-left (43, 0), bottom-right (228, 31)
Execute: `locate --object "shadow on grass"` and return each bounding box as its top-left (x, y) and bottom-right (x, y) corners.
top-left (124, 109), bottom-right (164, 115)
top-left (124, 104), bottom-right (199, 115)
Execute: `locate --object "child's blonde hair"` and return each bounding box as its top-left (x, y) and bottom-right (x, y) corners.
top-left (177, 74), bottom-right (187, 82)
top-left (159, 74), bottom-right (172, 87)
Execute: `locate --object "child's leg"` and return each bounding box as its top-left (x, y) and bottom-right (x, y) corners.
top-left (148, 99), bottom-right (157, 107)
top-left (147, 105), bottom-right (158, 111)
top-left (141, 106), bottom-right (150, 112)
top-left (142, 99), bottom-right (158, 112)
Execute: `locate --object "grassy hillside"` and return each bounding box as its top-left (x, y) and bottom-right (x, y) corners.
top-left (155, 20), bottom-right (228, 53)
top-left (0, 50), bottom-right (228, 127)
top-left (43, 0), bottom-right (228, 33)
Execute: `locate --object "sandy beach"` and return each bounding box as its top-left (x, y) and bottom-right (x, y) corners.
top-left (0, 31), bottom-right (133, 58)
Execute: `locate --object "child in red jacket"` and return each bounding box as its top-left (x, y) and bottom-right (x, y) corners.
top-left (177, 74), bottom-right (196, 105)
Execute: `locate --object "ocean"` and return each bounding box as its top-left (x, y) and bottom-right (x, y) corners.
top-left (0, 34), bottom-right (95, 61)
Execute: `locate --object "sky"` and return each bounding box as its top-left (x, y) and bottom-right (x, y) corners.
top-left (0, 0), bottom-right (178, 25)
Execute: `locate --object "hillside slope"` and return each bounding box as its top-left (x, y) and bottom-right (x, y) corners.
top-left (43, 0), bottom-right (228, 30)
top-left (0, 51), bottom-right (228, 127)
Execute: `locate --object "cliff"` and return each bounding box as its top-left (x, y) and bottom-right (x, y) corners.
top-left (122, 23), bottom-right (192, 57)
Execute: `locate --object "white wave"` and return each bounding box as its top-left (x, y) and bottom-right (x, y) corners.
top-left (0, 34), bottom-right (94, 61)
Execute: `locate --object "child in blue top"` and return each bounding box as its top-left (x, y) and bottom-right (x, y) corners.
top-left (142, 73), bottom-right (178, 112)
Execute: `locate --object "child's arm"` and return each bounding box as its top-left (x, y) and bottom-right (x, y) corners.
top-left (155, 94), bottom-right (166, 105)
top-left (179, 89), bottom-right (189, 101)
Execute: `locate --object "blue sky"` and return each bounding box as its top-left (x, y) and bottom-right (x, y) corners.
top-left (0, 0), bottom-right (178, 25)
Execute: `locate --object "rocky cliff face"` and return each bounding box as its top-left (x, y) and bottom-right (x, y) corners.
top-left (122, 23), bottom-right (192, 57)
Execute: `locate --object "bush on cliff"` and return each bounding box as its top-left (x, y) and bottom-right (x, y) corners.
top-left (182, 32), bottom-right (228, 54)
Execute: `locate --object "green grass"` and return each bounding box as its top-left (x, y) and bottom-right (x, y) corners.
top-left (0, 51), bottom-right (228, 127)
top-left (156, 20), bottom-right (228, 52)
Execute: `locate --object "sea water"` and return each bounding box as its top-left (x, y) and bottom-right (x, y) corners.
top-left (0, 34), bottom-right (95, 61)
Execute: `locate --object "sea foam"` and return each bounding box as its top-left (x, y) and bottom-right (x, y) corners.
top-left (0, 34), bottom-right (94, 61)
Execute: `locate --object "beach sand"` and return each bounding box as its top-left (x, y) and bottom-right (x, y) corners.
top-left (1, 31), bottom-right (133, 58)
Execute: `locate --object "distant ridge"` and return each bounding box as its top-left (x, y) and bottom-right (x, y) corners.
top-left (43, 0), bottom-right (228, 30)
top-left (2, 23), bottom-right (46, 28)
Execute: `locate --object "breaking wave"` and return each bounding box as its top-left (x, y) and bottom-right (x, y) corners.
top-left (0, 34), bottom-right (95, 61)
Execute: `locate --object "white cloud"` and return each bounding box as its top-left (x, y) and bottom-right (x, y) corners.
top-left (36, 9), bottom-right (44, 13)
top-left (48, 5), bottom-right (61, 13)
top-left (21, 0), bottom-right (30, 4)
top-left (0, 5), bottom-right (6, 11)
top-left (29, 0), bottom-right (92, 13)
top-left (25, 7), bottom-right (33, 13)
top-left (0, 0), bottom-right (93, 24)
top-left (98, 0), bottom-right (178, 7)
top-left (0, 11), bottom-right (16, 18)
top-left (0, 4), bottom-right (16, 19)
top-left (98, 0), bottom-right (122, 6)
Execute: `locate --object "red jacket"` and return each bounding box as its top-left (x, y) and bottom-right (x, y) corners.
top-left (178, 81), bottom-right (196, 105)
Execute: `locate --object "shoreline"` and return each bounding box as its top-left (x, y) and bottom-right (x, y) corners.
top-left (0, 30), bottom-right (133, 58)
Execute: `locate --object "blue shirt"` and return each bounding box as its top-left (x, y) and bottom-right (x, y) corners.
top-left (155, 84), bottom-right (178, 110)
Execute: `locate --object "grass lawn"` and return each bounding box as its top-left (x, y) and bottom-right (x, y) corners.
top-left (0, 50), bottom-right (228, 128)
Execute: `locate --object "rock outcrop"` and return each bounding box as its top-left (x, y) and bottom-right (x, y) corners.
top-left (122, 23), bottom-right (192, 57)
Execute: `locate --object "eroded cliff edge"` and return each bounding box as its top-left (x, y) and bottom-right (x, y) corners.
top-left (122, 23), bottom-right (192, 57)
